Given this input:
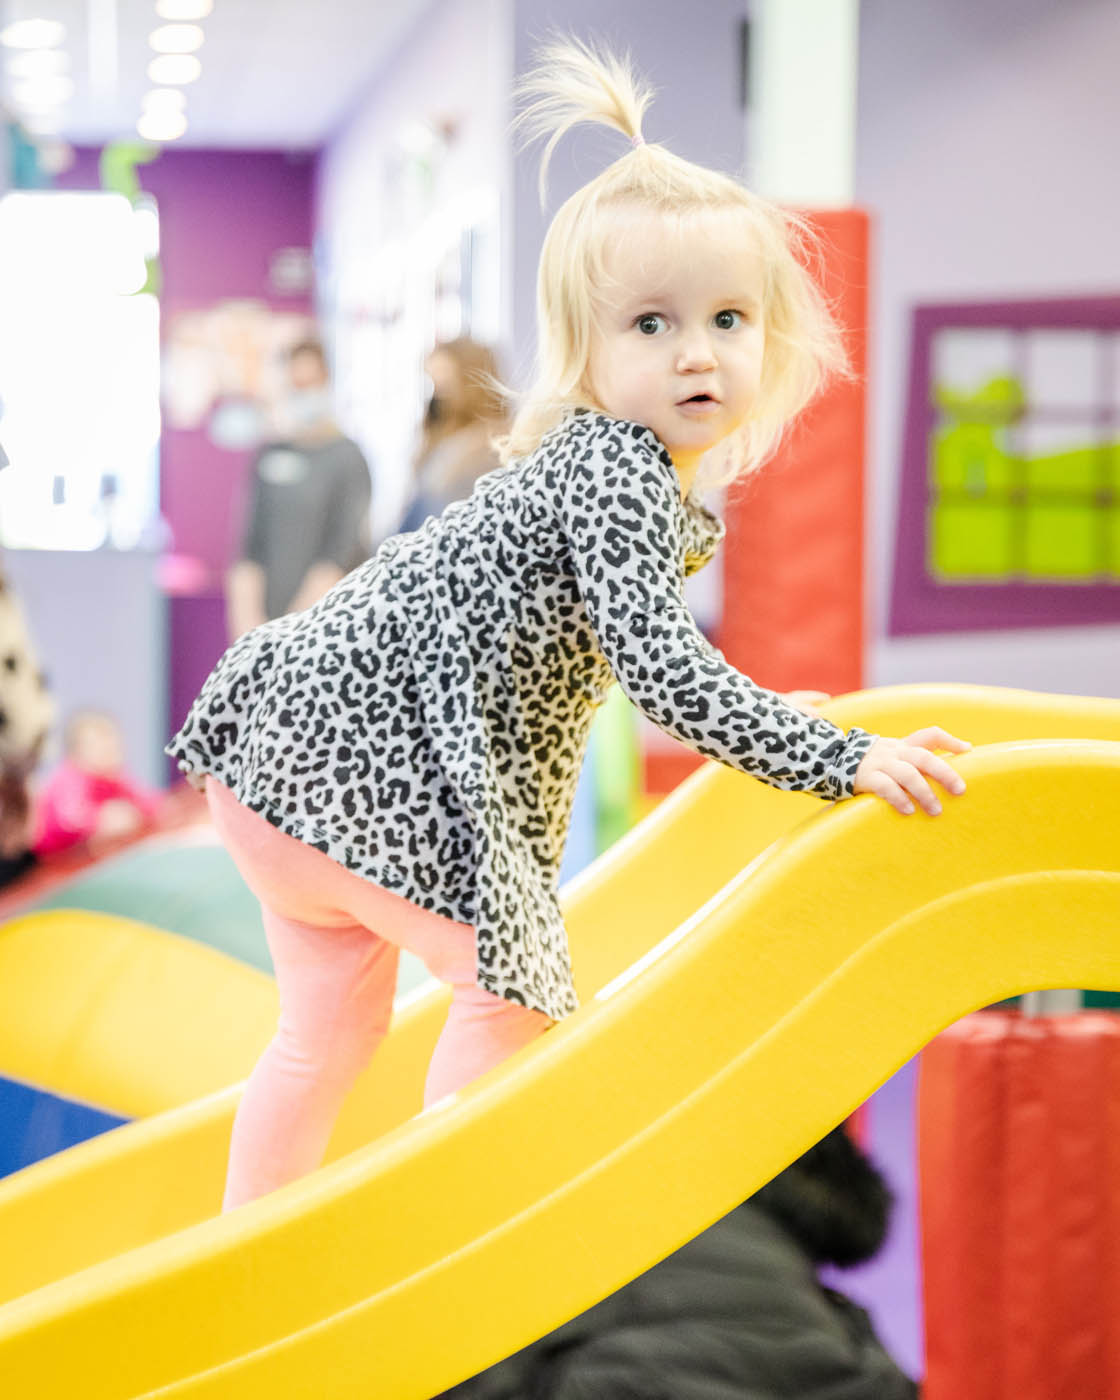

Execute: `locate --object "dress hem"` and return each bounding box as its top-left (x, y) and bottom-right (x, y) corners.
top-left (167, 750), bottom-right (479, 929)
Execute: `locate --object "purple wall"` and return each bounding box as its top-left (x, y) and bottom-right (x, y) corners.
top-left (59, 148), bottom-right (315, 735)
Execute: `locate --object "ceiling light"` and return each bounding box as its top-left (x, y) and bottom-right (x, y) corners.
top-left (142, 87), bottom-right (186, 112)
top-left (147, 54), bottom-right (201, 84)
top-left (11, 75), bottom-right (75, 109)
top-left (0, 19), bottom-right (66, 49)
top-left (137, 108), bottom-right (188, 142)
top-left (155, 0), bottom-right (213, 17)
top-left (148, 24), bottom-right (204, 55)
top-left (5, 48), bottom-right (70, 77)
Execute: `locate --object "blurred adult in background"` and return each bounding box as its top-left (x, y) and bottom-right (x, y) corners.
top-left (398, 337), bottom-right (506, 533)
top-left (225, 339), bottom-right (372, 639)
top-left (441, 1125), bottom-right (918, 1400)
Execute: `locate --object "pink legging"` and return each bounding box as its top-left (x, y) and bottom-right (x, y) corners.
top-left (205, 779), bottom-right (552, 1210)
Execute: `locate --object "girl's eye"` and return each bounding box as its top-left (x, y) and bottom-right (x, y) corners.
top-left (713, 309), bottom-right (743, 330)
top-left (635, 314), bottom-right (668, 336)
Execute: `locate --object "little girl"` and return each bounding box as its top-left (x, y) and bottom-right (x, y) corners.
top-left (168, 38), bottom-right (968, 1212)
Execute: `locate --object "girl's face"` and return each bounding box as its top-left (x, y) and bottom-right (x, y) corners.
top-left (585, 206), bottom-right (766, 493)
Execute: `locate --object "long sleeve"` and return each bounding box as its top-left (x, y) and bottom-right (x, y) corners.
top-left (556, 421), bottom-right (873, 799)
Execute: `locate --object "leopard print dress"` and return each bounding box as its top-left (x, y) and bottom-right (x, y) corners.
top-left (167, 411), bottom-right (874, 1020)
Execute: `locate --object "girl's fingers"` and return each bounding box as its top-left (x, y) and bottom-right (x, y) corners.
top-left (887, 760), bottom-right (941, 815)
top-left (904, 745), bottom-right (967, 796)
top-left (863, 769), bottom-right (915, 815)
top-left (905, 726), bottom-right (972, 754)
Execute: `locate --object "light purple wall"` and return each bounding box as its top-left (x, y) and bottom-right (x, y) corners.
top-left (314, 0), bottom-right (511, 538)
top-left (856, 0), bottom-right (1120, 696)
top-left (852, 5), bottom-right (1120, 1375)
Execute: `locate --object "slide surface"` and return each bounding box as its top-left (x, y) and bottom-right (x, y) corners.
top-left (0, 910), bottom-right (277, 1120)
top-left (0, 685), bottom-right (1118, 1398)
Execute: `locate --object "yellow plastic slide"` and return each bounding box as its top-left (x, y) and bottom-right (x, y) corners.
top-left (0, 685), bottom-right (1117, 1398)
top-left (0, 910), bottom-right (277, 1119)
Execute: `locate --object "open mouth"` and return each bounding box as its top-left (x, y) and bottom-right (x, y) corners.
top-left (678, 393), bottom-right (718, 405)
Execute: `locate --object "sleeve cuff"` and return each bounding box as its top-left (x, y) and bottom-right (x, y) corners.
top-left (822, 726), bottom-right (878, 800)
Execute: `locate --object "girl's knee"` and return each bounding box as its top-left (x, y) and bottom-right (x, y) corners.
top-left (272, 1010), bottom-right (389, 1087)
top-left (449, 984), bottom-right (554, 1047)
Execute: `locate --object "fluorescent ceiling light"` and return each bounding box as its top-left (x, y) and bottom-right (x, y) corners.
top-left (138, 109), bottom-right (188, 142)
top-left (147, 54), bottom-right (201, 84)
top-left (149, 23), bottom-right (205, 54)
top-left (0, 19), bottom-right (66, 49)
top-left (156, 0), bottom-right (214, 17)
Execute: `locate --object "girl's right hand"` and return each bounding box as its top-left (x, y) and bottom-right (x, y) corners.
top-left (852, 728), bottom-right (971, 816)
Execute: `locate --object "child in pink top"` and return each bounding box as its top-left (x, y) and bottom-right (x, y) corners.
top-left (34, 710), bottom-right (161, 857)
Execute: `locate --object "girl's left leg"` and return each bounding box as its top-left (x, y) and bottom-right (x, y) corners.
top-left (205, 778), bottom-right (553, 1161)
top-left (222, 910), bottom-right (399, 1211)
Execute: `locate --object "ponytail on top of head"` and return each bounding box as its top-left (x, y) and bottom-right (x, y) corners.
top-left (500, 36), bottom-right (851, 487)
top-left (513, 36), bottom-right (654, 205)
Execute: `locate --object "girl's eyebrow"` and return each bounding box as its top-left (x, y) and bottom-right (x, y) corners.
top-left (721, 291), bottom-right (763, 311)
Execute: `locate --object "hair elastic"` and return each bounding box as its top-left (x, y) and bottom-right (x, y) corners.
top-left (631, 134), bottom-right (645, 148)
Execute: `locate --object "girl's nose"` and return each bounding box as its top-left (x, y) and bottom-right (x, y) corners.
top-left (675, 331), bottom-right (717, 372)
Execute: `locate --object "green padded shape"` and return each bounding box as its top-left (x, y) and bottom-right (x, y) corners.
top-left (29, 840), bottom-right (432, 996)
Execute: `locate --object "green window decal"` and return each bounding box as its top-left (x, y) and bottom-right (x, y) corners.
top-left (928, 367), bottom-right (1119, 584)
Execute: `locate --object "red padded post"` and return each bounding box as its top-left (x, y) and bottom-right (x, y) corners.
top-left (919, 1011), bottom-right (1120, 1399)
top-left (718, 207), bottom-right (868, 696)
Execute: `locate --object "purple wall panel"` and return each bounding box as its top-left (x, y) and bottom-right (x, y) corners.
top-left (58, 148), bottom-right (315, 735)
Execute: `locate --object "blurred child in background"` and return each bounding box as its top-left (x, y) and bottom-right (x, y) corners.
top-left (34, 709), bottom-right (161, 857)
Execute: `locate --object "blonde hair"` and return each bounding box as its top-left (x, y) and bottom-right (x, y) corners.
top-left (499, 36), bottom-right (850, 486)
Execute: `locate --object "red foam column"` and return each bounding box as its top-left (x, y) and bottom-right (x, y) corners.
top-left (919, 1011), bottom-right (1120, 1399)
top-left (719, 207), bottom-right (868, 695)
